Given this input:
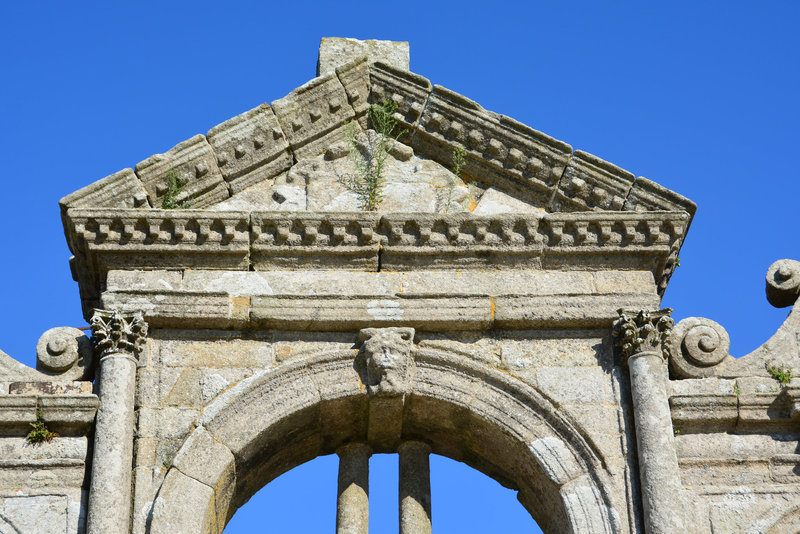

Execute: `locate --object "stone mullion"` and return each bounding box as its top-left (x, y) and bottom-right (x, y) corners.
top-left (614, 309), bottom-right (687, 534)
top-left (398, 440), bottom-right (432, 534)
top-left (86, 310), bottom-right (148, 534)
top-left (336, 443), bottom-right (371, 534)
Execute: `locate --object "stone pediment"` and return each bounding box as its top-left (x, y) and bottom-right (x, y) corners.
top-left (60, 41), bottom-right (696, 317)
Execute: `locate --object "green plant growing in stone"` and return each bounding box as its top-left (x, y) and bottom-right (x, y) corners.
top-left (767, 363), bottom-right (792, 385)
top-left (733, 383), bottom-right (741, 396)
top-left (161, 169), bottom-right (191, 209)
top-left (26, 409), bottom-right (58, 444)
top-left (345, 100), bottom-right (405, 211)
top-left (443, 144), bottom-right (467, 213)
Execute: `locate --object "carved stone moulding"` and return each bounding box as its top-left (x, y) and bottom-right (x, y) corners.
top-left (414, 84), bottom-right (572, 209)
top-left (64, 208), bottom-right (689, 318)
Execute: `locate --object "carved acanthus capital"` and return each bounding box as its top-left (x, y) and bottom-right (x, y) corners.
top-left (358, 327), bottom-right (414, 396)
top-left (90, 310), bottom-right (148, 359)
top-left (613, 308), bottom-right (674, 360)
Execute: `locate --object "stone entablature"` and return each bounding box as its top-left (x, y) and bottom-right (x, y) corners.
top-left (65, 209), bottom-right (687, 317)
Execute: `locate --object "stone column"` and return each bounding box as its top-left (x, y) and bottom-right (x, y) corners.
top-left (398, 440), bottom-right (432, 534)
top-left (86, 310), bottom-right (148, 534)
top-left (614, 309), bottom-right (686, 534)
top-left (336, 443), bottom-right (371, 534)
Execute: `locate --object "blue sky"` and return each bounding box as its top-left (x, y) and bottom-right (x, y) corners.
top-left (1, 2), bottom-right (798, 532)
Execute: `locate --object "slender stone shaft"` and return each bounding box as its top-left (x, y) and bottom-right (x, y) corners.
top-left (336, 443), bottom-right (371, 534)
top-left (628, 351), bottom-right (687, 533)
top-left (86, 352), bottom-right (138, 534)
top-left (399, 441), bottom-right (432, 534)
top-left (86, 309), bottom-right (147, 534)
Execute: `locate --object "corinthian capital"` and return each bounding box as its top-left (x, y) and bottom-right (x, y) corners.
top-left (90, 309), bottom-right (148, 359)
top-left (613, 308), bottom-right (674, 360)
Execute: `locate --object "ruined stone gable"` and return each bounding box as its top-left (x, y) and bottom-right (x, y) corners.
top-left (0, 38), bottom-right (798, 534)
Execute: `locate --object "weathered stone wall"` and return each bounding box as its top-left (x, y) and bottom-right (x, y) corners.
top-left (130, 326), bottom-right (636, 532)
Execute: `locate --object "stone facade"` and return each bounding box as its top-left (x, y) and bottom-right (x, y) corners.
top-left (0, 38), bottom-right (797, 533)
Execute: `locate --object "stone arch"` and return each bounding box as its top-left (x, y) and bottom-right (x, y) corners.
top-left (147, 347), bottom-right (621, 534)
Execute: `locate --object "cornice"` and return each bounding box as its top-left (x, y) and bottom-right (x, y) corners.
top-left (65, 208), bottom-right (687, 315)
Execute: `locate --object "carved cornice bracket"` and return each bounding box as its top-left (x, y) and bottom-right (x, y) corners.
top-left (613, 308), bottom-right (674, 360)
top-left (358, 327), bottom-right (415, 396)
top-left (90, 309), bottom-right (148, 359)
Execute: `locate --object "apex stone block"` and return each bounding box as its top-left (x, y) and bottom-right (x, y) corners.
top-left (271, 73), bottom-right (355, 159)
top-left (206, 103), bottom-right (292, 195)
top-left (369, 62), bottom-right (431, 145)
top-left (415, 85), bottom-right (572, 208)
top-left (551, 150), bottom-right (635, 212)
top-left (135, 134), bottom-right (230, 209)
top-left (318, 37), bottom-right (409, 76)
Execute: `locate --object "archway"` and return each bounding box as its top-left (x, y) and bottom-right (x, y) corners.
top-left (147, 347), bottom-right (621, 533)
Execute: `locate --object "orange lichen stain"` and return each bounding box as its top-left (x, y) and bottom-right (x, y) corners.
top-left (231, 295), bottom-right (250, 312)
top-left (490, 296), bottom-right (496, 319)
top-left (275, 345), bottom-right (291, 361)
top-left (469, 200), bottom-right (477, 212)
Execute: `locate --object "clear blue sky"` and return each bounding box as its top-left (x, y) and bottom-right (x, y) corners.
top-left (1, 2), bottom-right (798, 532)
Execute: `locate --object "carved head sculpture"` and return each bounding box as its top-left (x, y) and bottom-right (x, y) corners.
top-left (358, 327), bottom-right (414, 396)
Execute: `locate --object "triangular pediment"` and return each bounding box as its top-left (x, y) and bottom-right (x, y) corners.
top-left (60, 42), bottom-right (697, 318)
top-left (60, 58), bottom-right (695, 219)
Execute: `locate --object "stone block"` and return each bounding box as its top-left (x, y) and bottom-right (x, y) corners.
top-left (136, 407), bottom-right (198, 440)
top-left (669, 377), bottom-right (736, 396)
top-left (206, 103), bottom-right (292, 194)
top-left (135, 134), bottom-right (229, 208)
top-left (250, 211), bottom-right (381, 270)
top-left (369, 62), bottom-right (431, 144)
top-left (149, 469), bottom-right (217, 534)
top-left (624, 176), bottom-right (697, 220)
top-left (271, 73), bottom-right (355, 159)
top-left (536, 367), bottom-right (614, 404)
top-left (551, 150), bottom-right (635, 212)
top-left (500, 335), bottom-right (610, 370)
top-left (593, 270), bottom-right (657, 295)
top-left (494, 293), bottom-right (660, 329)
top-left (131, 466), bottom-right (165, 534)
top-left (67, 209), bottom-right (251, 275)
top-left (153, 335), bottom-right (275, 368)
top-left (529, 436), bottom-right (583, 485)
top-left (473, 187), bottom-right (547, 216)
top-left (173, 426), bottom-right (235, 491)
top-left (318, 37), bottom-right (409, 75)
top-left (59, 168), bottom-right (149, 214)
top-left (0, 495), bottom-right (70, 534)
top-left (335, 56), bottom-right (371, 128)
top-left (415, 85), bottom-right (571, 207)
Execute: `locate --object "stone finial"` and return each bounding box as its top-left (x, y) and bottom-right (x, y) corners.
top-left (613, 309), bottom-right (674, 360)
top-left (766, 259), bottom-right (800, 308)
top-left (358, 327), bottom-right (414, 396)
top-left (90, 310), bottom-right (148, 359)
top-left (317, 37), bottom-right (410, 76)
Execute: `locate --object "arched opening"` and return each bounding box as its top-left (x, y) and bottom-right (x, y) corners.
top-left (222, 453), bottom-right (542, 532)
top-left (148, 348), bottom-right (621, 533)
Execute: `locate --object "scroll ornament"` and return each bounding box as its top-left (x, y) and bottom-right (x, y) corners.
top-left (613, 309), bottom-right (674, 360)
top-left (90, 310), bottom-right (148, 359)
